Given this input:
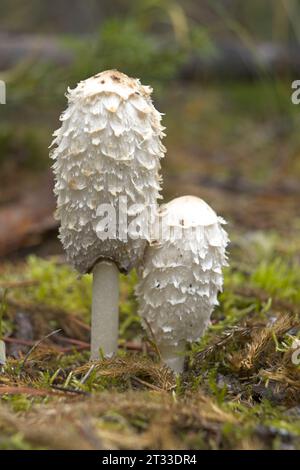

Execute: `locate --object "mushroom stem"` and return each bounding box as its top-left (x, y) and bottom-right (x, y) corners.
top-left (91, 261), bottom-right (119, 360)
top-left (158, 341), bottom-right (186, 374)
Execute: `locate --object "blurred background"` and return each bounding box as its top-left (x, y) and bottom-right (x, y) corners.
top-left (0, 0), bottom-right (300, 261)
top-left (1, 2), bottom-right (300, 450)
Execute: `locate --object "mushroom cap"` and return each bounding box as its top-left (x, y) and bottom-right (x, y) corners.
top-left (160, 195), bottom-right (219, 227)
top-left (69, 70), bottom-right (153, 102)
top-left (51, 70), bottom-right (165, 273)
top-left (136, 195), bottom-right (229, 347)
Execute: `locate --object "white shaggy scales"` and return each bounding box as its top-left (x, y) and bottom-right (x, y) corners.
top-left (51, 70), bottom-right (165, 274)
top-left (136, 195), bottom-right (229, 373)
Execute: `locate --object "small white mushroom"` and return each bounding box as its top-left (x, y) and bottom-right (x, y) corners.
top-left (136, 195), bottom-right (229, 374)
top-left (51, 70), bottom-right (165, 360)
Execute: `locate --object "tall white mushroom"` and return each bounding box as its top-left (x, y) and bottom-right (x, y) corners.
top-left (50, 70), bottom-right (165, 360)
top-left (135, 195), bottom-right (229, 374)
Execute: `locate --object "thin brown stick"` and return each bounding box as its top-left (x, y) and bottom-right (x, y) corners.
top-left (58, 337), bottom-right (89, 347)
top-left (3, 336), bottom-right (86, 354)
top-left (0, 386), bottom-right (60, 396)
top-left (50, 384), bottom-right (89, 396)
top-left (3, 336), bottom-right (67, 352)
top-left (131, 376), bottom-right (165, 392)
top-left (0, 280), bottom-right (38, 289)
top-left (70, 316), bottom-right (91, 331)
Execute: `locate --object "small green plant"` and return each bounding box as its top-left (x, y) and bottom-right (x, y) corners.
top-left (252, 258), bottom-right (300, 303)
top-left (68, 17), bottom-right (185, 91)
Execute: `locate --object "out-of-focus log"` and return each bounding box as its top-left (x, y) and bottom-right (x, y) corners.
top-left (0, 34), bottom-right (300, 79)
top-left (0, 33), bottom-right (74, 70)
top-left (0, 172), bottom-right (57, 257)
top-left (180, 41), bottom-right (300, 80)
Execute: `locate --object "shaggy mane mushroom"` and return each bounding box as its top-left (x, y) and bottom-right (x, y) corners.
top-left (51, 70), bottom-right (165, 359)
top-left (136, 195), bottom-right (229, 374)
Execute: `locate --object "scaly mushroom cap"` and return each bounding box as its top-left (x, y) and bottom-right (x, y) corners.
top-left (135, 195), bottom-right (229, 348)
top-left (51, 70), bottom-right (165, 273)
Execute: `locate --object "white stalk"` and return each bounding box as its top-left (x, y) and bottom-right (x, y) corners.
top-left (90, 261), bottom-right (119, 360)
top-left (158, 341), bottom-right (186, 375)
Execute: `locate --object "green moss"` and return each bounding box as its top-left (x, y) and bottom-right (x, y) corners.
top-left (23, 256), bottom-right (92, 319)
top-left (251, 258), bottom-right (300, 303)
top-left (0, 433), bottom-right (33, 450)
top-left (0, 231), bottom-right (300, 449)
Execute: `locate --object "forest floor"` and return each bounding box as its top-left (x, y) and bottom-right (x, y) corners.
top-left (0, 82), bottom-right (300, 449)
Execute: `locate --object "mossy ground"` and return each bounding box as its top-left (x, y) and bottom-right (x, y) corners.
top-left (0, 228), bottom-right (299, 450)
